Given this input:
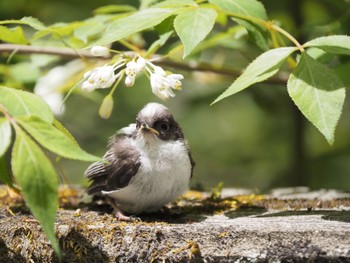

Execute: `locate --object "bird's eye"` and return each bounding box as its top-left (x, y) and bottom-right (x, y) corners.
top-left (156, 121), bottom-right (170, 132)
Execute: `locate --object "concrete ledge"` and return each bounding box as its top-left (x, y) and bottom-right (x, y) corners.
top-left (0, 187), bottom-right (349, 262)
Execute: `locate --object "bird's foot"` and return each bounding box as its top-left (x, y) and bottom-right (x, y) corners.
top-left (106, 197), bottom-right (141, 222)
top-left (114, 210), bottom-right (141, 222)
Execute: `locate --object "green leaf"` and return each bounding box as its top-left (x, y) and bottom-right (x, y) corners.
top-left (0, 118), bottom-right (11, 158)
top-left (0, 157), bottom-right (12, 186)
top-left (15, 116), bottom-right (101, 162)
top-left (140, 0), bottom-right (161, 9)
top-left (287, 53), bottom-right (346, 145)
top-left (53, 119), bottom-right (79, 146)
top-left (155, 16), bottom-right (175, 35)
top-left (0, 26), bottom-right (28, 44)
top-left (174, 8), bottom-right (217, 58)
top-left (74, 23), bottom-right (106, 43)
top-left (12, 128), bottom-right (59, 256)
top-left (235, 19), bottom-right (269, 50)
top-left (209, 0), bottom-right (268, 20)
top-left (146, 30), bottom-right (174, 56)
top-left (0, 17), bottom-right (46, 30)
top-left (20, 16), bottom-right (47, 30)
top-left (89, 8), bottom-right (176, 47)
top-left (304, 35), bottom-right (350, 56)
top-left (212, 47), bottom-right (296, 104)
top-left (209, 0), bottom-right (268, 50)
top-left (152, 0), bottom-right (196, 8)
top-left (9, 62), bottom-right (41, 83)
top-left (0, 86), bottom-right (53, 123)
top-left (93, 5), bottom-right (137, 14)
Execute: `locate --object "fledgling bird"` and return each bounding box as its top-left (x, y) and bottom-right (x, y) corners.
top-left (84, 102), bottom-right (195, 220)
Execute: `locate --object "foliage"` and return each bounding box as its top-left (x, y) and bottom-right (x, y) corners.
top-left (0, 0), bottom-right (349, 256)
top-left (0, 87), bottom-right (100, 256)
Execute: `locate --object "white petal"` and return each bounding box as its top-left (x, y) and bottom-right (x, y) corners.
top-left (167, 74), bottom-right (184, 81)
top-left (153, 65), bottom-right (166, 76)
top-left (125, 76), bottom-right (135, 87)
top-left (81, 81), bottom-right (97, 92)
top-left (95, 66), bottom-right (116, 88)
top-left (126, 61), bottom-right (138, 77)
top-left (136, 57), bottom-right (146, 72)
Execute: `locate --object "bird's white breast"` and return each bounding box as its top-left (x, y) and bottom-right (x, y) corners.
top-left (103, 136), bottom-right (191, 214)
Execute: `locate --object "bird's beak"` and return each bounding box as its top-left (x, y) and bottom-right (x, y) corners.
top-left (140, 124), bottom-right (160, 136)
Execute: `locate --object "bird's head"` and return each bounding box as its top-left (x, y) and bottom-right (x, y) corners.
top-left (135, 103), bottom-right (184, 141)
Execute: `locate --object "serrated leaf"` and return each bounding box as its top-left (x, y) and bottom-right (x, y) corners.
top-left (12, 128), bottom-right (59, 255)
top-left (93, 5), bottom-right (137, 14)
top-left (152, 0), bottom-right (196, 8)
top-left (146, 30), bottom-right (174, 57)
top-left (0, 17), bottom-right (46, 30)
top-left (48, 21), bottom-right (85, 36)
top-left (15, 116), bottom-right (101, 162)
top-left (74, 23), bottom-right (106, 43)
top-left (20, 16), bottom-right (47, 30)
top-left (287, 53), bottom-right (346, 145)
top-left (304, 35), bottom-right (350, 56)
top-left (209, 0), bottom-right (268, 49)
top-left (212, 47), bottom-right (296, 104)
top-left (140, 0), bottom-right (161, 9)
top-left (0, 118), bottom-right (11, 158)
top-left (0, 86), bottom-right (53, 123)
top-left (89, 8), bottom-right (176, 47)
top-left (235, 19), bottom-right (269, 50)
top-left (209, 0), bottom-right (268, 20)
top-left (155, 16), bottom-right (175, 35)
top-left (53, 119), bottom-right (79, 146)
top-left (174, 8), bottom-right (217, 58)
top-left (0, 26), bottom-right (28, 44)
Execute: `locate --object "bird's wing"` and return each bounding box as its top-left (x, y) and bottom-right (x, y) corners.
top-left (84, 127), bottom-right (141, 195)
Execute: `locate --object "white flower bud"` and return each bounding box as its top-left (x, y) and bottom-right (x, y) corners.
top-left (136, 56), bottom-right (146, 72)
top-left (125, 76), bottom-right (135, 87)
top-left (125, 61), bottom-right (138, 77)
top-left (90, 46), bottom-right (110, 57)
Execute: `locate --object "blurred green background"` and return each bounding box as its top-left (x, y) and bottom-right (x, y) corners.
top-left (1, 0), bottom-right (350, 191)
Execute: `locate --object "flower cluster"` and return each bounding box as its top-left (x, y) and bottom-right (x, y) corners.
top-left (81, 46), bottom-right (184, 100)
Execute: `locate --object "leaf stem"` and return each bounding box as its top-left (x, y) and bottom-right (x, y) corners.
top-left (270, 24), bottom-right (305, 52)
top-left (118, 39), bottom-right (141, 52)
top-left (108, 70), bottom-right (125, 97)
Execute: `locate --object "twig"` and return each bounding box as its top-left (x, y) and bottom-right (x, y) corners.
top-left (0, 44), bottom-right (95, 59)
top-left (0, 44), bottom-right (288, 84)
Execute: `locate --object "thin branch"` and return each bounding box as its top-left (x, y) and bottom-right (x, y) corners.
top-left (0, 44), bottom-right (288, 84)
top-left (0, 44), bottom-right (95, 59)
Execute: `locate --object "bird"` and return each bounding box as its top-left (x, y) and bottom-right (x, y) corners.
top-left (84, 102), bottom-right (195, 220)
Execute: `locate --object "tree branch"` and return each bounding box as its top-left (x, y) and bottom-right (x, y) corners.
top-left (0, 44), bottom-right (288, 84)
top-left (0, 44), bottom-right (94, 59)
